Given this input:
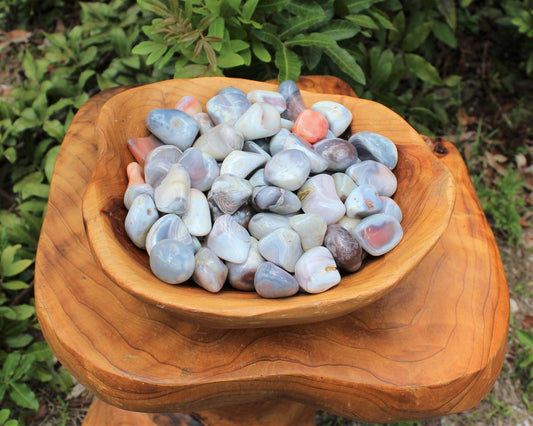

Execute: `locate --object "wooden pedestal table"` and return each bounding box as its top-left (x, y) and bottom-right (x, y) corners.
top-left (34, 76), bottom-right (509, 425)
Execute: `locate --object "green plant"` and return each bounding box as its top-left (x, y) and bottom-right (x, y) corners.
top-left (0, 0), bottom-right (158, 419)
top-left (515, 327), bottom-right (533, 408)
top-left (0, 0), bottom-right (62, 31)
top-left (485, 395), bottom-right (514, 419)
top-left (474, 167), bottom-right (525, 245)
top-left (0, 408), bottom-right (19, 426)
top-left (131, 0), bottom-right (467, 134)
top-left (505, 0), bottom-right (533, 76)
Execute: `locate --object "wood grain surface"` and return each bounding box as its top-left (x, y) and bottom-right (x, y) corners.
top-left (35, 76), bottom-right (509, 424)
top-left (81, 76), bottom-right (455, 328)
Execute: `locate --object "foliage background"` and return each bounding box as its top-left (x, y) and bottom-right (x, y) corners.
top-left (0, 0), bottom-right (532, 424)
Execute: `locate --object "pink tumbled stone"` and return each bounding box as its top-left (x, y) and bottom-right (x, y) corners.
top-left (292, 109), bottom-right (329, 144)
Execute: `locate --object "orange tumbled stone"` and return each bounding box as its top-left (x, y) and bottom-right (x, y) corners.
top-left (175, 95), bottom-right (203, 116)
top-left (126, 162), bottom-right (145, 187)
top-left (292, 109), bottom-right (329, 144)
top-left (127, 135), bottom-right (162, 167)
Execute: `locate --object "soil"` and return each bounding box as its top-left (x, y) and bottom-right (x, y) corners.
top-left (2, 22), bottom-right (532, 426)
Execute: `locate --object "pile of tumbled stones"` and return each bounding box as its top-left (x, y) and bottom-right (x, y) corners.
top-left (123, 80), bottom-right (403, 298)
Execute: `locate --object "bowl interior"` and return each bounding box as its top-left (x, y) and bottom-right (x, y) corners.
top-left (82, 77), bottom-right (456, 328)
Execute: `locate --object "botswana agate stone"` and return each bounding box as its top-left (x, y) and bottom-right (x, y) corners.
top-left (311, 100), bottom-right (353, 137)
top-left (264, 149), bottom-right (311, 191)
top-left (349, 131), bottom-right (398, 169)
top-left (125, 193), bottom-right (159, 249)
top-left (146, 109), bottom-right (199, 150)
top-left (294, 246), bottom-right (341, 293)
top-left (145, 213), bottom-right (193, 256)
top-left (258, 227), bottom-right (303, 273)
top-left (254, 262), bottom-right (299, 299)
top-left (353, 213), bottom-right (403, 256)
top-left (345, 160), bottom-right (397, 197)
top-left (324, 224), bottom-right (363, 272)
top-left (206, 92), bottom-right (250, 126)
top-left (149, 239), bottom-right (195, 285)
top-left (144, 145), bottom-right (183, 188)
top-left (313, 138), bottom-right (358, 172)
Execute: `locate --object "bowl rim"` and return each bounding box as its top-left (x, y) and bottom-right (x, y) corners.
top-left (82, 77), bottom-right (456, 329)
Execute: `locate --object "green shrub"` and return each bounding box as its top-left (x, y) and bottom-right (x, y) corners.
top-left (132, 0), bottom-right (467, 133)
top-left (0, 0), bottom-right (68, 32)
top-left (0, 0), bottom-right (158, 420)
top-left (473, 167), bottom-right (525, 245)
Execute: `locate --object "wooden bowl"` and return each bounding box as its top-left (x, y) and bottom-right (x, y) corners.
top-left (82, 77), bottom-right (455, 328)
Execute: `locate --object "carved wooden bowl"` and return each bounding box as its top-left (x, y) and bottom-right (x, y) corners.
top-left (82, 77), bottom-right (456, 328)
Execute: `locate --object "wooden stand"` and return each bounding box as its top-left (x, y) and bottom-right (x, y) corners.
top-left (34, 77), bottom-right (509, 425)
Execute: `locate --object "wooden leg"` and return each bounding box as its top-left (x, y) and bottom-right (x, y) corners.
top-left (83, 398), bottom-right (316, 425)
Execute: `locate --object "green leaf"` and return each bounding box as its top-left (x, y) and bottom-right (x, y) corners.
top-left (369, 48), bottom-right (394, 89)
top-left (2, 280), bottom-right (30, 290)
top-left (405, 53), bottom-right (443, 85)
top-left (27, 341), bottom-right (53, 362)
top-left (517, 329), bottom-right (533, 348)
top-left (242, 0), bottom-right (259, 19)
top-left (208, 17), bottom-right (225, 52)
top-left (31, 365), bottom-right (53, 383)
top-left (132, 40), bottom-right (161, 55)
top-left (286, 32), bottom-right (335, 49)
top-left (320, 20), bottom-right (359, 40)
top-left (230, 39), bottom-right (249, 53)
top-left (1, 245), bottom-right (19, 275)
top-left (13, 173), bottom-right (50, 200)
top-left (254, 29), bottom-right (283, 50)
top-left (45, 98), bottom-right (76, 119)
top-left (12, 111), bottom-right (41, 134)
top-left (369, 9), bottom-right (396, 30)
top-left (3, 147), bottom-right (17, 164)
top-left (252, 42), bottom-right (271, 62)
top-left (12, 305), bottom-right (36, 321)
top-left (79, 46), bottom-right (98, 67)
top-left (44, 146), bottom-right (60, 183)
top-left (323, 43), bottom-right (366, 85)
top-left (22, 49), bottom-right (39, 82)
top-left (5, 334), bottom-right (34, 349)
top-left (388, 11), bottom-right (405, 45)
top-left (120, 55), bottom-right (142, 70)
top-left (402, 21), bottom-right (433, 51)
top-left (346, 14), bottom-right (379, 30)
top-left (110, 26), bottom-right (130, 58)
top-left (146, 43), bottom-right (168, 66)
top-left (2, 259), bottom-right (33, 277)
top-left (2, 352), bottom-right (21, 381)
top-left (255, 0), bottom-right (290, 14)
top-left (216, 51), bottom-right (245, 68)
top-left (43, 120), bottom-right (66, 141)
top-left (275, 46), bottom-right (302, 83)
top-left (174, 63), bottom-right (209, 78)
top-left (279, 5), bottom-right (326, 39)
top-left (345, 0), bottom-right (381, 14)
top-left (50, 368), bottom-right (74, 393)
top-left (9, 382), bottom-right (39, 411)
top-left (0, 409), bottom-right (10, 424)
top-left (432, 21), bottom-right (456, 48)
top-left (444, 74), bottom-right (462, 87)
top-left (303, 46), bottom-right (322, 70)
top-left (0, 386), bottom-right (7, 406)
top-left (138, 0), bottom-right (172, 17)
top-left (437, 0), bottom-right (457, 30)
top-left (12, 354), bottom-right (35, 382)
